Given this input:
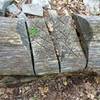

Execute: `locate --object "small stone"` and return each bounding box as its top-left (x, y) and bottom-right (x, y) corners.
top-left (0, 0), bottom-right (13, 16)
top-left (64, 9), bottom-right (70, 16)
top-left (24, 86), bottom-right (30, 91)
top-left (32, 0), bottom-right (51, 9)
top-left (7, 4), bottom-right (21, 15)
top-left (41, 0), bottom-right (51, 9)
top-left (87, 93), bottom-right (95, 100)
top-left (22, 4), bottom-right (43, 16)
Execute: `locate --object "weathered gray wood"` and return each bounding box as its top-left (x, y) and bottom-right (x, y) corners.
top-left (72, 14), bottom-right (100, 40)
top-left (2, 14), bottom-right (100, 75)
top-left (72, 14), bottom-right (100, 72)
top-left (0, 17), bottom-right (34, 75)
top-left (28, 18), bottom-right (59, 75)
top-left (45, 13), bottom-right (86, 72)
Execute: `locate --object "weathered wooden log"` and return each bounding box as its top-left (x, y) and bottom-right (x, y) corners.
top-left (28, 12), bottom-right (86, 75)
top-left (72, 14), bottom-right (100, 72)
top-left (0, 17), bottom-right (34, 75)
top-left (83, 0), bottom-right (100, 15)
top-left (0, 16), bottom-right (86, 76)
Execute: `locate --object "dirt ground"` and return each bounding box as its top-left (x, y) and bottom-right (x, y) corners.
top-left (0, 1), bottom-right (100, 100)
top-left (0, 71), bottom-right (100, 100)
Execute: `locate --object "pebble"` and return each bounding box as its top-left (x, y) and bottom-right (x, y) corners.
top-left (22, 4), bottom-right (43, 16)
top-left (0, 0), bottom-right (13, 16)
top-left (32, 0), bottom-right (51, 9)
top-left (7, 4), bottom-right (21, 15)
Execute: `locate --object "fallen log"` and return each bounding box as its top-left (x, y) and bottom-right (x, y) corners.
top-left (28, 14), bottom-right (86, 75)
top-left (0, 16), bottom-right (86, 75)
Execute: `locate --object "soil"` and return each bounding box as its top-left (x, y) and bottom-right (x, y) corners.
top-left (0, 71), bottom-right (100, 100)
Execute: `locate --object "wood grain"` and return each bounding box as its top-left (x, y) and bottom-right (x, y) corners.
top-left (28, 18), bottom-right (59, 75)
top-left (46, 13), bottom-right (86, 72)
top-left (0, 17), bottom-right (34, 75)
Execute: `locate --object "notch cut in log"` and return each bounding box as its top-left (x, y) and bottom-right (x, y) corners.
top-left (72, 14), bottom-right (100, 73)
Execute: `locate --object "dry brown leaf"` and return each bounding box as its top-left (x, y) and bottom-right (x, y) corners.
top-left (63, 80), bottom-right (68, 86)
top-left (14, 0), bottom-right (20, 3)
top-left (38, 86), bottom-right (49, 96)
top-left (47, 22), bottom-right (54, 32)
top-left (95, 76), bottom-right (100, 84)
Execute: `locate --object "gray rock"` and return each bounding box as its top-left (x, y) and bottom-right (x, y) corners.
top-left (0, 0), bottom-right (13, 16)
top-left (32, 0), bottom-right (51, 9)
top-left (7, 4), bottom-right (21, 15)
top-left (41, 0), bottom-right (51, 9)
top-left (22, 4), bottom-right (43, 16)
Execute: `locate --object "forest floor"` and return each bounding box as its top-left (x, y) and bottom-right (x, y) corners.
top-left (0, 71), bottom-right (100, 100)
top-left (0, 0), bottom-right (100, 100)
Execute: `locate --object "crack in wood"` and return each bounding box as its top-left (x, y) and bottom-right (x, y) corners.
top-left (45, 22), bottom-right (61, 73)
top-left (25, 21), bottom-right (36, 75)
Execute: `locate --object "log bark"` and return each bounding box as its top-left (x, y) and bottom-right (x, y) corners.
top-left (0, 17), bottom-right (34, 75)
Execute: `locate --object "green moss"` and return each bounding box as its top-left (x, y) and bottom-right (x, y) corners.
top-left (29, 27), bottom-right (39, 38)
top-left (32, 96), bottom-right (38, 100)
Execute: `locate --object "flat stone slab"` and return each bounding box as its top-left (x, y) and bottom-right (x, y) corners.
top-left (0, 17), bottom-right (34, 75)
top-left (22, 4), bottom-right (43, 16)
top-left (0, 16), bottom-right (86, 76)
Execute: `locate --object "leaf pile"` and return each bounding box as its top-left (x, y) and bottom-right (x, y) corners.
top-left (51, 0), bottom-right (90, 15)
